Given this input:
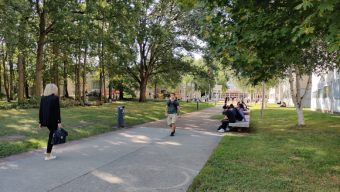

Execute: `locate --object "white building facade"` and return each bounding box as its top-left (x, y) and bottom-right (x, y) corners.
top-left (311, 70), bottom-right (340, 113)
top-left (268, 76), bottom-right (312, 108)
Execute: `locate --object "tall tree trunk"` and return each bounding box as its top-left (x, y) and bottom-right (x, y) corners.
top-left (18, 54), bottom-right (25, 102)
top-left (101, 41), bottom-right (106, 102)
top-left (82, 46), bottom-right (87, 104)
top-left (34, 0), bottom-right (56, 96)
top-left (35, 9), bottom-right (46, 96)
top-left (1, 46), bottom-right (9, 102)
top-left (52, 44), bottom-right (60, 96)
top-left (63, 54), bottom-right (69, 97)
top-left (139, 78), bottom-right (147, 102)
top-left (75, 49), bottom-right (80, 101)
top-left (74, 53), bottom-right (78, 100)
top-left (260, 82), bottom-right (265, 118)
top-left (0, 54), bottom-right (1, 97)
top-left (23, 57), bottom-right (29, 99)
top-left (9, 56), bottom-right (14, 100)
top-left (99, 70), bottom-right (102, 101)
top-left (25, 82), bottom-right (29, 99)
top-left (154, 81), bottom-right (157, 99)
top-left (102, 61), bottom-right (106, 102)
top-left (108, 81), bottom-right (112, 100)
top-left (98, 42), bottom-right (103, 101)
top-left (77, 48), bottom-right (81, 101)
top-left (118, 82), bottom-right (124, 100)
top-left (288, 67), bottom-right (312, 126)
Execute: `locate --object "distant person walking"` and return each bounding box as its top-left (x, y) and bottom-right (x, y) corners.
top-left (165, 93), bottom-right (180, 136)
top-left (39, 84), bottom-right (61, 160)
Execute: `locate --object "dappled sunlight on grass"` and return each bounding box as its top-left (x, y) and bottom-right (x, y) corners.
top-left (189, 104), bottom-right (340, 191)
top-left (26, 138), bottom-right (45, 147)
top-left (331, 165), bottom-right (340, 172)
top-left (224, 132), bottom-right (249, 137)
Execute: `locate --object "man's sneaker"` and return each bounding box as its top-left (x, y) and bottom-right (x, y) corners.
top-left (218, 129), bottom-right (225, 133)
top-left (45, 155), bottom-right (56, 161)
top-left (170, 131), bottom-right (175, 136)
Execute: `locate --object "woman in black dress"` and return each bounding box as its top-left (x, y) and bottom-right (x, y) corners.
top-left (39, 84), bottom-right (61, 160)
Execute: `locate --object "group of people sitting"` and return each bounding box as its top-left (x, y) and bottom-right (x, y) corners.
top-left (217, 102), bottom-right (248, 133)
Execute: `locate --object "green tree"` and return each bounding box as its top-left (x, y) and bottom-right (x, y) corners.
top-left (115, 0), bottom-right (197, 102)
top-left (196, 0), bottom-right (339, 126)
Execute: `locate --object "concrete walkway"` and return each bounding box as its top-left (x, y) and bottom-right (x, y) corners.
top-left (0, 106), bottom-right (222, 192)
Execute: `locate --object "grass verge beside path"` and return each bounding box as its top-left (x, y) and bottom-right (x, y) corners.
top-left (188, 104), bottom-right (340, 192)
top-left (0, 101), bottom-right (213, 158)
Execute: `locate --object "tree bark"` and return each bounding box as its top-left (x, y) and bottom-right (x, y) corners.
top-left (102, 61), bottom-right (106, 102)
top-left (260, 82), bottom-right (265, 118)
top-left (18, 54), bottom-right (25, 102)
top-left (9, 56), bottom-right (14, 100)
top-left (101, 41), bottom-right (106, 102)
top-left (288, 67), bottom-right (312, 126)
top-left (118, 82), bottom-right (124, 100)
top-left (0, 53), bottom-right (2, 97)
top-left (23, 57), bottom-right (29, 99)
top-left (1, 46), bottom-right (10, 102)
top-left (52, 44), bottom-right (60, 96)
top-left (82, 46), bottom-right (87, 104)
top-left (63, 53), bottom-right (69, 97)
top-left (98, 42), bottom-right (103, 101)
top-left (154, 81), bottom-right (157, 99)
top-left (75, 48), bottom-right (81, 101)
top-left (25, 81), bottom-right (29, 99)
top-left (108, 81), bottom-right (112, 100)
top-left (35, 8), bottom-right (46, 96)
top-left (294, 67), bottom-right (304, 126)
top-left (139, 78), bottom-right (147, 102)
top-left (0, 48), bottom-right (1, 100)
top-left (138, 41), bottom-right (149, 102)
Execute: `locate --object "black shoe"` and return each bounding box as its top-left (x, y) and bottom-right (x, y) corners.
top-left (170, 131), bottom-right (175, 136)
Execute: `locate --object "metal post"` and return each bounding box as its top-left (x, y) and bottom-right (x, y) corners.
top-left (117, 106), bottom-right (125, 128)
top-left (196, 101), bottom-right (199, 110)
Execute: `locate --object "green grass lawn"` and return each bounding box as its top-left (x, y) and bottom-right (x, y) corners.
top-left (188, 104), bottom-right (340, 192)
top-left (0, 100), bottom-right (213, 158)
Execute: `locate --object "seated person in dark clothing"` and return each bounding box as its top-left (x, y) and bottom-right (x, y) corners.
top-left (218, 105), bottom-right (236, 132)
top-left (241, 101), bottom-right (248, 110)
top-left (237, 103), bottom-right (247, 122)
top-left (230, 104), bottom-right (243, 121)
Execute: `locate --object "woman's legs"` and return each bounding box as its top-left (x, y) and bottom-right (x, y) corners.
top-left (46, 129), bottom-right (54, 153)
top-left (45, 126), bottom-right (57, 158)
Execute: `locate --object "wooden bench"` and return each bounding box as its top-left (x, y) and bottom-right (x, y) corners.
top-left (228, 114), bottom-right (250, 131)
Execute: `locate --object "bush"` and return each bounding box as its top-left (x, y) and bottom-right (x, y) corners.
top-left (17, 96), bottom-right (41, 109)
top-left (0, 102), bottom-right (15, 110)
top-left (60, 98), bottom-right (80, 108)
top-left (0, 96), bottom-right (91, 110)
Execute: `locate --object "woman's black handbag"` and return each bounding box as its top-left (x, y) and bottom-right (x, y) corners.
top-left (51, 128), bottom-right (68, 145)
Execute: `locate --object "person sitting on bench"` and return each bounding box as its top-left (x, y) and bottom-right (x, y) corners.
top-left (237, 103), bottom-right (247, 122)
top-left (218, 105), bottom-right (236, 132)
